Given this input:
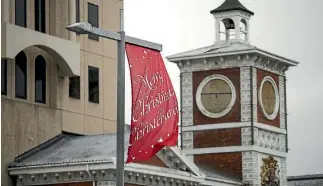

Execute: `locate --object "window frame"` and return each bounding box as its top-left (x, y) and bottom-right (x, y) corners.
top-left (88, 66), bottom-right (99, 104)
top-left (15, 0), bottom-right (27, 27)
top-left (2, 59), bottom-right (8, 95)
top-left (76, 0), bottom-right (80, 22)
top-left (35, 0), bottom-right (46, 33)
top-left (15, 51), bottom-right (28, 100)
top-left (35, 55), bottom-right (47, 104)
top-left (69, 76), bottom-right (81, 99)
top-left (76, 0), bottom-right (80, 35)
top-left (87, 3), bottom-right (99, 41)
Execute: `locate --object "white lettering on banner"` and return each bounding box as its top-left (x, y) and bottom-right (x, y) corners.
top-left (133, 71), bottom-right (164, 95)
top-left (129, 69), bottom-right (179, 146)
top-left (131, 106), bottom-right (179, 143)
top-left (132, 89), bottom-right (176, 122)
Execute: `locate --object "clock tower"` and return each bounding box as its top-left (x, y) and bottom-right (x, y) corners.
top-left (166, 0), bottom-right (299, 185)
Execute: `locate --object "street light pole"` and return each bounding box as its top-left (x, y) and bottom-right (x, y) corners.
top-left (66, 9), bottom-right (162, 186)
top-left (116, 9), bottom-right (126, 186)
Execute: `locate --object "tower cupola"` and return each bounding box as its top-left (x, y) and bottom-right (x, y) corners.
top-left (211, 0), bottom-right (254, 43)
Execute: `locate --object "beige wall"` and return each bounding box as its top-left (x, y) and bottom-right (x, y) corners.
top-left (1, 0), bottom-right (122, 185)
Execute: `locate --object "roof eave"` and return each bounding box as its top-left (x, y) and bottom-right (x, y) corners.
top-left (167, 48), bottom-right (299, 67)
top-left (8, 162), bottom-right (115, 175)
top-left (205, 176), bottom-right (243, 185)
top-left (9, 162), bottom-right (204, 184)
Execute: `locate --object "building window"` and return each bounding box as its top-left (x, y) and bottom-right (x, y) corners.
top-left (88, 66), bottom-right (99, 103)
top-left (76, 0), bottom-right (80, 35)
top-left (69, 76), bottom-right (80, 99)
top-left (15, 51), bottom-right (27, 99)
top-left (1, 59), bottom-right (7, 95)
top-left (88, 3), bottom-right (99, 40)
top-left (15, 0), bottom-right (27, 27)
top-left (35, 0), bottom-right (46, 33)
top-left (76, 0), bottom-right (80, 22)
top-left (35, 55), bottom-right (46, 103)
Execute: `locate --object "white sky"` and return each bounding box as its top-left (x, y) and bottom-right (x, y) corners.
top-left (124, 0), bottom-right (323, 176)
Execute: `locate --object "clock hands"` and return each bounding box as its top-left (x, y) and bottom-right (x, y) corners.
top-left (201, 92), bottom-right (232, 98)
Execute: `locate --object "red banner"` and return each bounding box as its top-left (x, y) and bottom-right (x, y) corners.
top-left (126, 44), bottom-right (179, 163)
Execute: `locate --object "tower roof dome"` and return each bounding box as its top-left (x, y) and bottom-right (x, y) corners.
top-left (210, 0), bottom-right (254, 15)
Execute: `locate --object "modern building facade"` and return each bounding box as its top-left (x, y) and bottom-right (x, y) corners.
top-left (1, 0), bottom-right (122, 185)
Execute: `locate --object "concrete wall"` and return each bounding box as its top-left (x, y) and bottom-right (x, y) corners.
top-left (1, 0), bottom-right (122, 185)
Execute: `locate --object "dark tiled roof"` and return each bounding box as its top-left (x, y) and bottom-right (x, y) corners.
top-left (287, 174), bottom-right (323, 186)
top-left (210, 0), bottom-right (254, 15)
top-left (9, 133), bottom-right (129, 168)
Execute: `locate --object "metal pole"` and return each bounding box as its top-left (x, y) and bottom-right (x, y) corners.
top-left (116, 9), bottom-right (125, 186)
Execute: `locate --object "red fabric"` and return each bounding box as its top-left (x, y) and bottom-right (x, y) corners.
top-left (125, 44), bottom-right (179, 163)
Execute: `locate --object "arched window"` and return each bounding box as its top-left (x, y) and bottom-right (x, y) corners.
top-left (240, 19), bottom-right (247, 40)
top-left (220, 21), bottom-right (226, 40)
top-left (35, 55), bottom-right (46, 103)
top-left (221, 18), bottom-right (236, 40)
top-left (15, 51), bottom-right (27, 99)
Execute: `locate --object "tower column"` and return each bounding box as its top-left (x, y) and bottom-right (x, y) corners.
top-left (234, 18), bottom-right (241, 40)
top-left (215, 19), bottom-right (221, 42)
top-left (246, 20), bottom-right (250, 41)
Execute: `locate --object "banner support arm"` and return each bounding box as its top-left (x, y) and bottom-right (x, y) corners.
top-left (66, 22), bottom-right (162, 51)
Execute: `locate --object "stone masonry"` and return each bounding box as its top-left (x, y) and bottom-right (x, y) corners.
top-left (181, 72), bottom-right (193, 149)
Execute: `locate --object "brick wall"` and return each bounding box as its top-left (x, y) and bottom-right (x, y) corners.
top-left (194, 152), bottom-right (242, 180)
top-left (193, 68), bottom-right (241, 125)
top-left (194, 128), bottom-right (241, 148)
top-left (257, 69), bottom-right (280, 127)
top-left (138, 155), bottom-right (167, 168)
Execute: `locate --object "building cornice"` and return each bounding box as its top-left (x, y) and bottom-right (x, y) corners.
top-left (183, 146), bottom-right (287, 158)
top-left (182, 122), bottom-right (286, 135)
top-left (167, 48), bottom-right (299, 67)
top-left (9, 163), bottom-right (203, 186)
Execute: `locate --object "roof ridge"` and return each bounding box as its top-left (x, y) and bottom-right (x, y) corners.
top-left (66, 133), bottom-right (117, 139)
top-left (166, 45), bottom-right (214, 59)
top-left (13, 133), bottom-right (68, 163)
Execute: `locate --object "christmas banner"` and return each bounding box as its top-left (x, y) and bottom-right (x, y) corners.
top-left (125, 43), bottom-right (179, 163)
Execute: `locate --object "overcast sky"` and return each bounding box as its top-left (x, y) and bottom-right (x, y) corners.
top-left (124, 0), bottom-right (323, 176)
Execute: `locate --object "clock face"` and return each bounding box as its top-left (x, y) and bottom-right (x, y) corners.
top-left (196, 74), bottom-right (236, 118)
top-left (259, 76), bottom-right (279, 120)
top-left (201, 79), bottom-right (232, 113)
top-left (261, 81), bottom-right (276, 115)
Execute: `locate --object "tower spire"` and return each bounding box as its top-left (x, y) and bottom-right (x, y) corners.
top-left (210, 0), bottom-right (254, 15)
